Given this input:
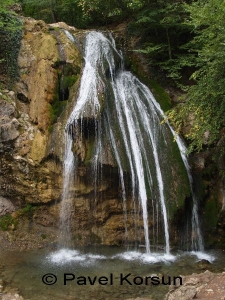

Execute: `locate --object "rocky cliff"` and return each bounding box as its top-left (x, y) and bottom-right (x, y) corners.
top-left (0, 18), bottom-right (83, 249)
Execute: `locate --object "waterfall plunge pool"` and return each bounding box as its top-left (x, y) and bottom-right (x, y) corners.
top-left (0, 246), bottom-right (224, 300)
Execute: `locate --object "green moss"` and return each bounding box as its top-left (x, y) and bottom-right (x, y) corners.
top-left (75, 234), bottom-right (82, 241)
top-left (203, 197), bottom-right (219, 228)
top-left (49, 26), bottom-right (60, 31)
top-left (148, 79), bottom-right (171, 112)
top-left (50, 99), bottom-right (67, 124)
top-left (61, 75), bottom-right (78, 89)
top-left (19, 204), bottom-right (37, 215)
top-left (90, 232), bottom-right (101, 244)
top-left (167, 141), bottom-right (191, 220)
top-left (19, 126), bottom-right (25, 134)
top-left (201, 163), bottom-right (217, 180)
top-left (49, 76), bottom-right (66, 125)
top-left (84, 138), bottom-right (95, 165)
top-left (0, 214), bottom-right (17, 231)
top-left (41, 234), bottom-right (47, 239)
top-left (48, 65), bottom-right (80, 131)
top-left (48, 124), bottom-right (54, 133)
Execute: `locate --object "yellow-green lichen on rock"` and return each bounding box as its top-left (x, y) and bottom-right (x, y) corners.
top-left (17, 19), bottom-right (59, 132)
top-left (30, 130), bottom-right (47, 163)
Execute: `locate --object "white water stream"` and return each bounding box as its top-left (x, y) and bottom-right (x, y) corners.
top-left (146, 90), bottom-right (204, 251)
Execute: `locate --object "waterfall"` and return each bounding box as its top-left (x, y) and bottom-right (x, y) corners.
top-left (145, 93), bottom-right (204, 251)
top-left (59, 30), bottom-right (203, 253)
top-left (174, 137), bottom-right (204, 251)
top-left (58, 132), bottom-right (75, 247)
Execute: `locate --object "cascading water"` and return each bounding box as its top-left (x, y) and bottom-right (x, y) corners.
top-left (58, 132), bottom-right (75, 247)
top-left (146, 95), bottom-right (204, 251)
top-left (59, 30), bottom-right (203, 254)
top-left (176, 139), bottom-right (204, 251)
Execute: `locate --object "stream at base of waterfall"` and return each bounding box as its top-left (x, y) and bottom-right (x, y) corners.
top-left (0, 246), bottom-right (220, 300)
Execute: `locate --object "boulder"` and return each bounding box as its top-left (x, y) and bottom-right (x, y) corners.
top-left (165, 271), bottom-right (225, 300)
top-left (0, 197), bottom-right (15, 216)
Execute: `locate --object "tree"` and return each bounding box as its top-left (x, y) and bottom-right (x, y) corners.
top-left (79, 0), bottom-right (143, 25)
top-left (19, 0), bottom-right (144, 27)
top-left (19, 0), bottom-right (59, 23)
top-left (20, 0), bottom-right (89, 28)
top-left (168, 0), bottom-right (225, 152)
top-left (128, 0), bottom-right (191, 73)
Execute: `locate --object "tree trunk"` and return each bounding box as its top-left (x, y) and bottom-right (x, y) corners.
top-left (49, 0), bottom-right (57, 22)
top-left (166, 28), bottom-right (172, 60)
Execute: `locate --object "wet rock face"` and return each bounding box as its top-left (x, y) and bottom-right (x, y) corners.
top-left (58, 164), bottom-right (167, 248)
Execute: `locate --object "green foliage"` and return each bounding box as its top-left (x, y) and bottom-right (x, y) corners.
top-left (19, 0), bottom-right (58, 23)
top-left (168, 0), bottom-right (225, 152)
top-left (19, 0), bottom-right (144, 27)
top-left (20, 0), bottom-right (89, 28)
top-left (0, 214), bottom-right (17, 231)
top-left (0, 0), bottom-right (18, 31)
top-left (0, 19), bottom-right (22, 86)
top-left (128, 1), bottom-right (191, 67)
top-left (79, 0), bottom-right (143, 25)
top-left (49, 99), bottom-right (67, 124)
top-left (0, 1), bottom-right (22, 87)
